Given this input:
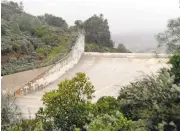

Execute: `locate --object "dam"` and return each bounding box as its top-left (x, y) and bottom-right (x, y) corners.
top-left (2, 34), bottom-right (169, 119)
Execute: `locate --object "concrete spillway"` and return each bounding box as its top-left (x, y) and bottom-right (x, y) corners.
top-left (14, 53), bottom-right (168, 119)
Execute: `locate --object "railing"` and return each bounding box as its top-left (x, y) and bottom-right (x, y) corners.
top-left (13, 32), bottom-right (85, 96)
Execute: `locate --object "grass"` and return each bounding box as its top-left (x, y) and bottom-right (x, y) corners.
top-left (47, 38), bottom-right (72, 60)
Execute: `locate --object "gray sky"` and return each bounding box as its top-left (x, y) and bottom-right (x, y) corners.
top-left (11, 0), bottom-right (180, 34)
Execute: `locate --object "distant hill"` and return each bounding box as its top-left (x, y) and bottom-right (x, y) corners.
top-left (112, 32), bottom-right (166, 53)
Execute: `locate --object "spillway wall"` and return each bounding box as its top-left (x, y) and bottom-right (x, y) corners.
top-left (13, 33), bottom-right (85, 96)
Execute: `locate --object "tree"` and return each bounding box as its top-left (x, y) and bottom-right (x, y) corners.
top-left (96, 96), bottom-right (119, 115)
top-left (44, 14), bottom-right (68, 29)
top-left (39, 73), bottom-right (95, 131)
top-left (1, 92), bottom-right (21, 130)
top-left (18, 14), bottom-right (32, 32)
top-left (169, 54), bottom-right (180, 84)
top-left (75, 20), bottom-right (83, 27)
top-left (116, 43), bottom-right (131, 53)
top-left (19, 2), bottom-right (23, 12)
top-left (75, 20), bottom-right (84, 31)
top-left (118, 68), bottom-right (180, 130)
top-left (18, 14), bottom-right (41, 33)
top-left (156, 17), bottom-right (180, 53)
top-left (8, 1), bottom-right (19, 9)
top-left (87, 111), bottom-right (134, 131)
top-left (84, 14), bottom-right (113, 48)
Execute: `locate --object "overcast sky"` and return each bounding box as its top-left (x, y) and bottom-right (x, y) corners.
top-left (11, 0), bottom-right (180, 34)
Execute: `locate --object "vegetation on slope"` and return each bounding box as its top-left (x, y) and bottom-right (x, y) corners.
top-left (85, 43), bottom-right (131, 53)
top-left (1, 1), bottom-right (77, 75)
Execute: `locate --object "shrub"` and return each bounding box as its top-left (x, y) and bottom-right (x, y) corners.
top-left (118, 68), bottom-right (180, 130)
top-left (10, 22), bottom-right (20, 34)
top-left (37, 47), bottom-right (48, 59)
top-left (5, 119), bottom-right (46, 131)
top-left (1, 25), bottom-right (6, 35)
top-left (35, 27), bottom-right (48, 37)
top-left (12, 43), bottom-right (21, 52)
top-left (96, 96), bottom-right (119, 115)
top-left (169, 54), bottom-right (180, 84)
top-left (116, 44), bottom-right (131, 53)
top-left (85, 43), bottom-right (130, 53)
top-left (1, 93), bottom-right (21, 130)
top-left (1, 44), bottom-right (13, 55)
top-left (87, 111), bottom-right (134, 131)
top-left (39, 73), bottom-right (95, 130)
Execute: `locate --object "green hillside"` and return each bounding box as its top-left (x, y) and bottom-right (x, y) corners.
top-left (1, 1), bottom-right (77, 75)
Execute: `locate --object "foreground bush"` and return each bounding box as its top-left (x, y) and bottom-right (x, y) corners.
top-left (1, 93), bottom-right (21, 130)
top-left (87, 111), bottom-right (134, 131)
top-left (38, 73), bottom-right (95, 131)
top-left (169, 54), bottom-right (180, 84)
top-left (4, 54), bottom-right (180, 131)
top-left (95, 96), bottom-right (119, 115)
top-left (118, 68), bottom-right (180, 130)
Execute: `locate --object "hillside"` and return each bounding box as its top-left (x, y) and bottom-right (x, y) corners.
top-left (1, 2), bottom-right (130, 76)
top-left (1, 1), bottom-right (77, 76)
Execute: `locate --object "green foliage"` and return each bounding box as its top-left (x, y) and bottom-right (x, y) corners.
top-left (75, 20), bottom-right (84, 30)
top-left (169, 54), bottom-right (180, 84)
top-left (39, 73), bottom-right (95, 130)
top-left (1, 1), bottom-right (22, 21)
top-left (96, 96), bottom-right (119, 115)
top-left (37, 48), bottom-right (48, 59)
top-left (118, 68), bottom-right (180, 130)
top-left (6, 63), bottom-right (180, 130)
top-left (85, 43), bottom-right (105, 52)
top-left (1, 1), bottom-right (77, 75)
top-left (116, 44), bottom-right (131, 53)
top-left (5, 119), bottom-right (46, 131)
top-left (85, 43), bottom-right (130, 53)
top-left (1, 93), bottom-right (21, 131)
top-left (84, 14), bottom-right (113, 48)
top-left (35, 27), bottom-right (48, 37)
top-left (12, 43), bottom-right (21, 52)
top-left (132, 119), bottom-right (150, 131)
top-left (156, 17), bottom-right (180, 53)
top-left (5, 125), bottom-right (23, 131)
top-left (87, 111), bottom-right (134, 131)
top-left (2, 24), bottom-right (6, 35)
top-left (43, 13), bottom-right (68, 29)
top-left (10, 22), bottom-right (20, 34)
top-left (18, 14), bottom-right (41, 33)
top-left (5, 3), bottom-right (180, 131)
